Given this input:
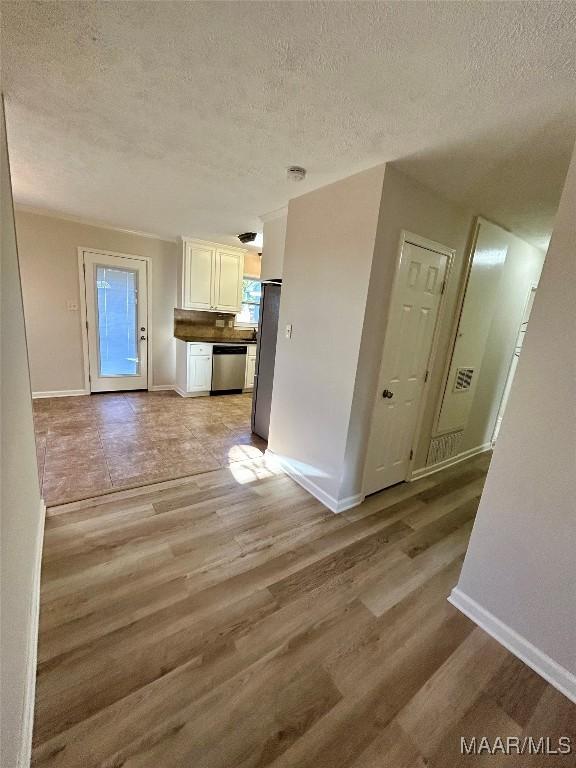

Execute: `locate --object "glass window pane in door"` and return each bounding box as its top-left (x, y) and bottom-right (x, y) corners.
top-left (96, 266), bottom-right (139, 376)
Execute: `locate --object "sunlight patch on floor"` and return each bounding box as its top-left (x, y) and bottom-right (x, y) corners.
top-left (228, 454), bottom-right (284, 484)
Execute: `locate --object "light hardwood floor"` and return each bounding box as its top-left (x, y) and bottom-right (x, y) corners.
top-left (33, 452), bottom-right (575, 767)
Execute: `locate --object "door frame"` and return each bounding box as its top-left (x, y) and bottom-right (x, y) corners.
top-left (429, 216), bottom-right (488, 438)
top-left (77, 247), bottom-right (153, 393)
top-left (362, 230), bottom-right (455, 496)
top-left (491, 282), bottom-right (537, 445)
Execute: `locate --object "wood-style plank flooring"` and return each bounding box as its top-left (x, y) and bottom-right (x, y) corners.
top-left (33, 452), bottom-right (575, 767)
top-left (33, 391), bottom-right (263, 506)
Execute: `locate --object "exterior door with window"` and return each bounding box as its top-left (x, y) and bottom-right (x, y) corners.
top-left (363, 239), bottom-right (450, 495)
top-left (83, 251), bottom-right (148, 392)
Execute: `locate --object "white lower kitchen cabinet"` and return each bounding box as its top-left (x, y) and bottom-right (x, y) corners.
top-left (175, 341), bottom-right (213, 397)
top-left (176, 341), bottom-right (257, 396)
top-left (244, 344), bottom-right (257, 391)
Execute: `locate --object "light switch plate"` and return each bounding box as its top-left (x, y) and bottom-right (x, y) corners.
top-left (285, 323), bottom-right (292, 339)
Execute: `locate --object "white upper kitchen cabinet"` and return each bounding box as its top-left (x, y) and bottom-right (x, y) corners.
top-left (180, 238), bottom-right (245, 313)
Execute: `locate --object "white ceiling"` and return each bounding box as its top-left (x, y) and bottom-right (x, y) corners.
top-left (2, 1), bottom-right (575, 249)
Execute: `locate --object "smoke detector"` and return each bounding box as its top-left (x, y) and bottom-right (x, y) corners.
top-left (287, 166), bottom-right (307, 182)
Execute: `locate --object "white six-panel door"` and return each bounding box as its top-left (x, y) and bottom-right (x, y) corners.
top-left (363, 238), bottom-right (450, 495)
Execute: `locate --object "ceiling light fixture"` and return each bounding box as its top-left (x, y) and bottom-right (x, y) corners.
top-left (238, 232), bottom-right (257, 244)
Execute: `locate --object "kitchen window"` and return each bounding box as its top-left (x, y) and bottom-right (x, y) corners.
top-left (236, 278), bottom-right (262, 326)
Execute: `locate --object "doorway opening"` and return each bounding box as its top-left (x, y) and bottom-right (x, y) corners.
top-left (491, 285), bottom-right (537, 444)
top-left (426, 218), bottom-right (545, 474)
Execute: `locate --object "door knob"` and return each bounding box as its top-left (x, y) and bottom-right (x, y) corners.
top-left (382, 389), bottom-right (394, 399)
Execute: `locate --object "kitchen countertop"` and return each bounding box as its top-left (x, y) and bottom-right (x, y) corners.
top-left (174, 333), bottom-right (257, 344)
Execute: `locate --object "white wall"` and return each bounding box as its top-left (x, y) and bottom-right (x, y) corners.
top-left (452, 144), bottom-right (576, 696)
top-left (260, 209), bottom-right (287, 281)
top-left (268, 167), bottom-right (386, 505)
top-left (14, 210), bottom-right (178, 394)
top-left (268, 163), bottom-right (475, 508)
top-left (342, 165), bottom-right (474, 494)
top-left (1, 99), bottom-right (44, 768)
top-left (243, 249), bottom-right (262, 279)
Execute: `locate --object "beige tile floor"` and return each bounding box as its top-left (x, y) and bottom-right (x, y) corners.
top-left (33, 391), bottom-right (265, 506)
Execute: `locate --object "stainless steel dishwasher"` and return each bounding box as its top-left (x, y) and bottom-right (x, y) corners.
top-left (211, 345), bottom-right (247, 394)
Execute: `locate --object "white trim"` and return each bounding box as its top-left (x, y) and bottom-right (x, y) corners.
top-left (363, 230), bottom-right (455, 496)
top-left (148, 384), bottom-right (175, 392)
top-left (18, 498), bottom-right (46, 767)
top-left (146, 260), bottom-right (154, 391)
top-left (180, 236), bottom-right (247, 255)
top-left (32, 389), bottom-right (89, 399)
top-left (266, 449), bottom-right (364, 514)
top-left (403, 231), bottom-right (456, 257)
top-left (77, 249), bottom-right (91, 394)
top-left (15, 204), bottom-right (177, 242)
top-left (259, 206), bottom-right (288, 223)
top-left (491, 283), bottom-right (538, 445)
top-left (78, 248), bottom-right (153, 393)
top-left (405, 232), bottom-right (456, 479)
top-left (409, 442), bottom-right (491, 481)
top-left (449, 587), bottom-right (576, 704)
top-left (173, 386), bottom-right (209, 398)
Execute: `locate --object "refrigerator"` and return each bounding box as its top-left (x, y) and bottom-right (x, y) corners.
top-left (251, 280), bottom-right (281, 440)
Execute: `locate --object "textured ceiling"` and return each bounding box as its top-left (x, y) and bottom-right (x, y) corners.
top-left (2, 1), bottom-right (575, 248)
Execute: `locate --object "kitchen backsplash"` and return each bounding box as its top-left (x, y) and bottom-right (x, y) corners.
top-left (174, 309), bottom-right (257, 343)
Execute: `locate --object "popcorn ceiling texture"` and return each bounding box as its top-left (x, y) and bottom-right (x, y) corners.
top-left (2, 1), bottom-right (575, 248)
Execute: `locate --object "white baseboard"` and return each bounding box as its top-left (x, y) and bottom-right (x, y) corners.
top-left (409, 442), bottom-right (492, 481)
top-left (173, 386), bottom-right (209, 398)
top-left (265, 449), bottom-right (363, 514)
top-left (449, 587), bottom-right (576, 704)
top-left (32, 389), bottom-right (89, 399)
top-left (148, 384), bottom-right (175, 392)
top-left (18, 498), bottom-right (46, 767)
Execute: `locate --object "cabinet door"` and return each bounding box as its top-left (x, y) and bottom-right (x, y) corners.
top-left (214, 249), bottom-right (244, 312)
top-left (184, 243), bottom-right (215, 310)
top-left (187, 355), bottom-right (212, 392)
top-left (245, 354), bottom-right (257, 390)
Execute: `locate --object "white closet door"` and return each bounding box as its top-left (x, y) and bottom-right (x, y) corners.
top-left (364, 241), bottom-right (449, 495)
